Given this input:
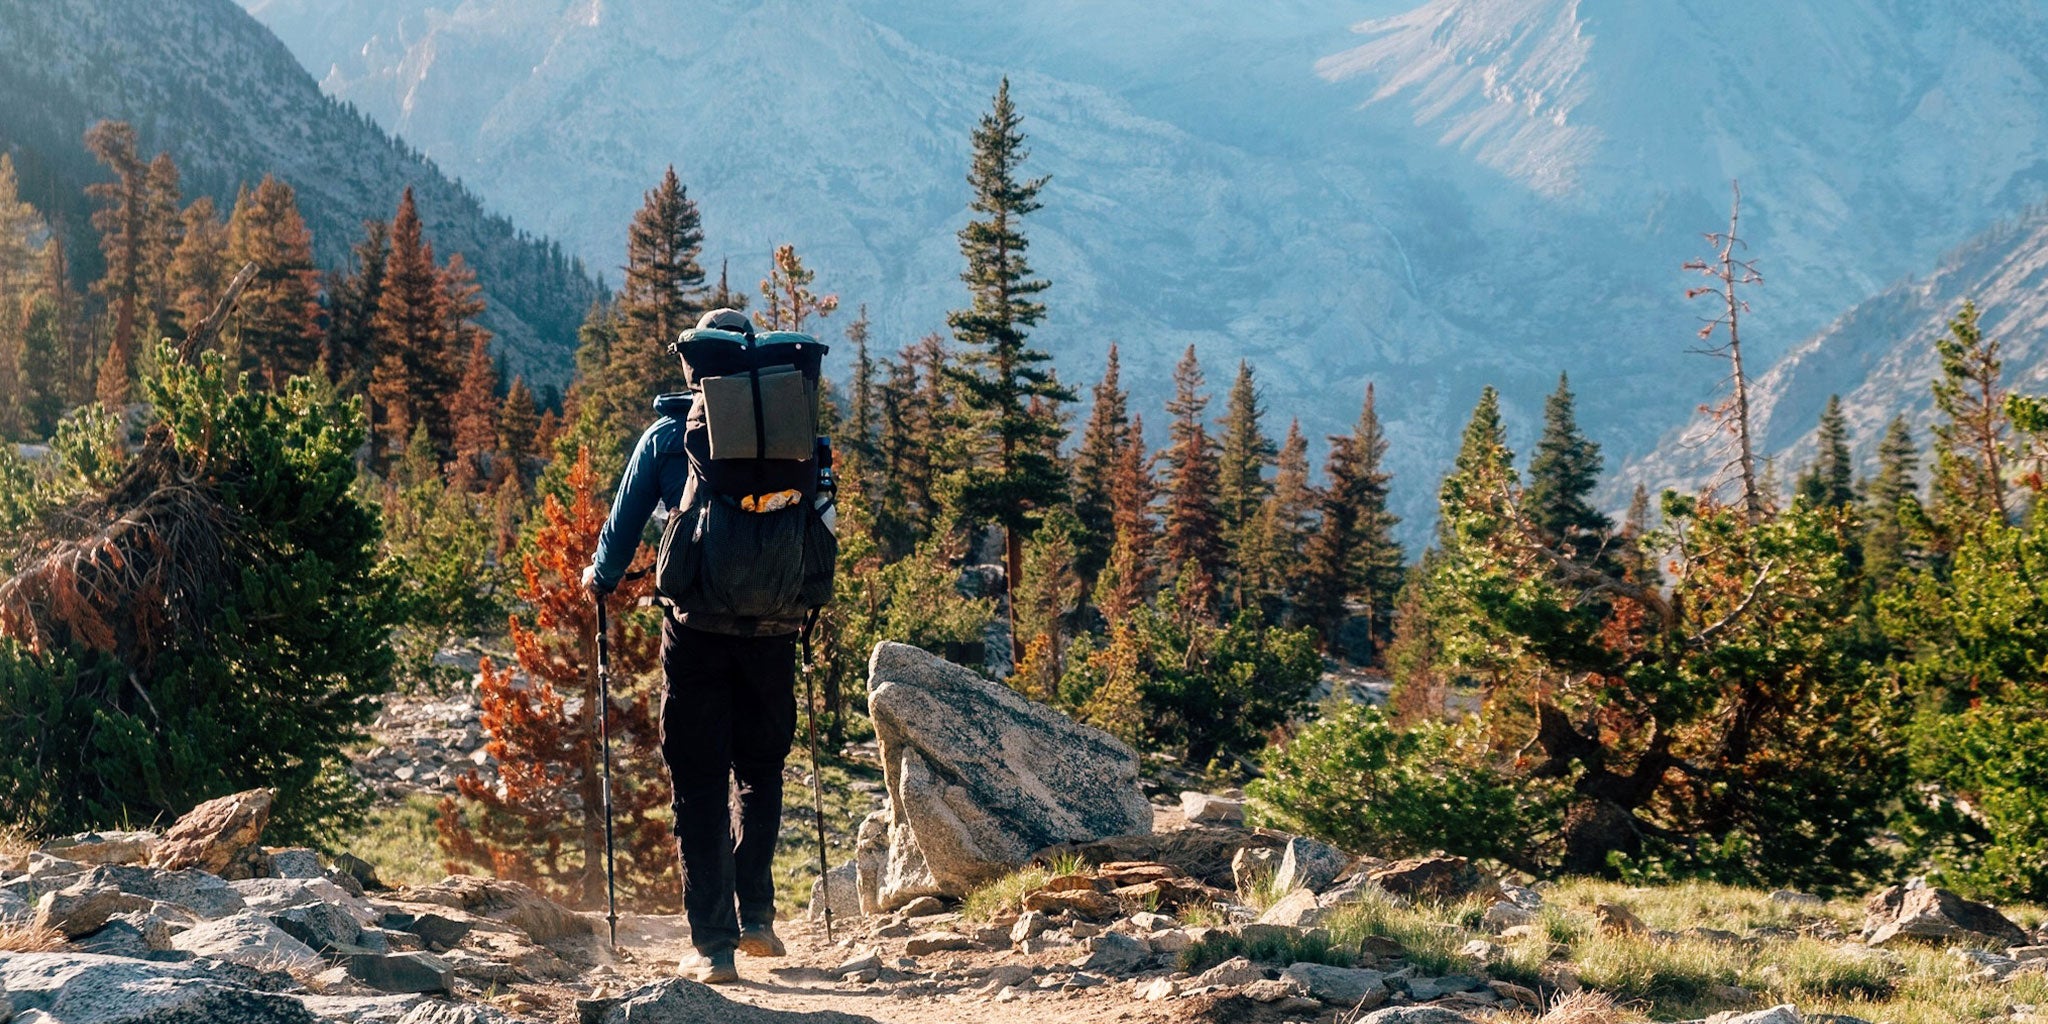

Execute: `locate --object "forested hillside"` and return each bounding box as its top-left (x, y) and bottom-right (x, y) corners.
top-left (0, 0), bottom-right (602, 386)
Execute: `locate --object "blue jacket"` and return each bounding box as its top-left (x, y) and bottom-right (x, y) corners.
top-left (590, 393), bottom-right (693, 591)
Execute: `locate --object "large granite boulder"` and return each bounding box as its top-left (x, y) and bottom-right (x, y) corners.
top-left (1863, 884), bottom-right (2028, 948)
top-left (150, 789), bottom-right (274, 878)
top-left (861, 642), bottom-right (1150, 909)
top-left (1, 952), bottom-right (316, 1024)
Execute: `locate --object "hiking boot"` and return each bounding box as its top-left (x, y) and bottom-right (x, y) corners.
top-left (683, 951), bottom-right (739, 984)
top-left (737, 922), bottom-right (787, 957)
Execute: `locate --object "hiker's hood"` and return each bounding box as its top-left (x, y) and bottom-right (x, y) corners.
top-left (652, 392), bottom-right (692, 419)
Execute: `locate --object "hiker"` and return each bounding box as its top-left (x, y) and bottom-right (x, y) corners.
top-left (583, 307), bottom-right (836, 984)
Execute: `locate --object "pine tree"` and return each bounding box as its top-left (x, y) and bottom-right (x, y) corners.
top-left (439, 253), bottom-right (491, 397)
top-left (498, 376), bottom-right (539, 489)
top-left (705, 257), bottom-right (748, 314)
top-left (617, 166), bottom-right (705, 396)
top-left (840, 306), bottom-right (880, 503)
top-left (325, 219), bottom-right (389, 395)
top-left (1072, 343), bottom-right (1129, 584)
top-left (38, 235), bottom-right (89, 410)
top-left (169, 197), bottom-right (229, 343)
top-left (1243, 419), bottom-right (1315, 606)
top-left (451, 333), bottom-right (500, 485)
top-left (439, 449), bottom-right (677, 909)
top-left (1619, 481), bottom-right (1660, 584)
top-left (0, 154), bottom-right (47, 439)
top-left (1524, 373), bottom-right (1610, 560)
top-left (369, 189), bottom-right (449, 459)
top-left (1095, 415), bottom-right (1158, 621)
top-left (1160, 346), bottom-right (1223, 597)
top-left (1298, 384), bottom-right (1403, 656)
top-left (1439, 385), bottom-right (1517, 544)
top-left (1862, 415), bottom-right (1924, 585)
top-left (85, 122), bottom-right (148, 400)
top-left (1216, 360), bottom-right (1276, 609)
top-left (139, 153), bottom-right (183, 341)
top-left (1012, 507), bottom-right (1084, 702)
top-left (1930, 300), bottom-right (2011, 537)
top-left (226, 176), bottom-right (325, 389)
top-left (943, 79), bottom-right (1073, 662)
top-left (754, 243), bottom-right (838, 332)
top-left (1795, 394), bottom-right (1855, 509)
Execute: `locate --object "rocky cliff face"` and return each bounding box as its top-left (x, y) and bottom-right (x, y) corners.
top-left (0, 0), bottom-right (603, 387)
top-left (235, 0), bottom-right (2048, 528)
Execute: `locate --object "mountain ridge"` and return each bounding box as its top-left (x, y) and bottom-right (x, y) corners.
top-left (0, 0), bottom-right (603, 388)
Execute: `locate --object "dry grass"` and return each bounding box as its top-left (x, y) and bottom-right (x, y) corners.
top-left (0, 820), bottom-right (37, 859)
top-left (961, 864), bottom-right (1053, 921)
top-left (0, 920), bottom-right (69, 952)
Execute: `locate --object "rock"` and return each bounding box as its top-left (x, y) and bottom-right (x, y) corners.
top-left (391, 999), bottom-right (516, 1024)
top-left (1022, 888), bottom-right (1119, 920)
top-left (1595, 901), bottom-right (1649, 935)
top-left (269, 902), bottom-right (366, 953)
top-left (1769, 889), bottom-right (1825, 908)
top-left (378, 911), bottom-right (474, 951)
top-left (171, 910), bottom-right (321, 967)
top-left (850, 809), bottom-right (894, 917)
top-left (73, 920), bottom-right (154, 959)
top-left (233, 877), bottom-right (374, 923)
top-left (1280, 962), bottom-right (1387, 1007)
top-left (1272, 836), bottom-right (1348, 895)
top-left (1483, 900), bottom-right (1537, 931)
top-left (903, 931), bottom-right (973, 956)
top-left (2013, 946), bottom-right (2048, 962)
top-left (268, 849), bottom-right (326, 879)
top-left (1128, 911), bottom-right (1177, 932)
top-left (1863, 884), bottom-right (2028, 948)
top-left (1709, 1006), bottom-right (1805, 1024)
top-left (1232, 846), bottom-right (1281, 892)
top-left (150, 789), bottom-right (274, 876)
top-left (833, 949), bottom-right (883, 978)
top-left (39, 832), bottom-right (157, 867)
top-left (1137, 977), bottom-right (1179, 1001)
top-left (342, 952), bottom-right (455, 995)
top-left (898, 895), bottom-right (948, 918)
top-left (1366, 856), bottom-right (1492, 902)
top-left (864, 642), bottom-right (1150, 906)
top-left (810, 862), bottom-right (860, 923)
top-left (331, 852), bottom-right (386, 892)
top-left (1242, 977), bottom-right (1308, 1002)
top-left (1490, 980), bottom-right (1541, 1007)
top-left (1010, 911), bottom-right (1050, 945)
top-left (1037, 827), bottom-right (1286, 891)
top-left (1179, 792), bottom-right (1245, 826)
top-left (1194, 955), bottom-right (1266, 989)
top-left (1098, 861), bottom-right (1178, 886)
top-left (33, 885), bottom-right (152, 937)
top-left (397, 875), bottom-right (594, 942)
top-left (1149, 928), bottom-right (1194, 953)
top-left (591, 978), bottom-right (882, 1022)
top-left (0, 951), bottom-right (317, 1024)
top-left (296, 993), bottom-right (432, 1020)
top-left (1406, 975), bottom-right (1484, 1000)
top-left (1499, 883), bottom-right (1544, 910)
top-left (1461, 939), bottom-right (1505, 961)
top-left (1256, 888), bottom-right (1324, 927)
top-left (1076, 931), bottom-right (1150, 972)
top-left (1357, 1006), bottom-right (1482, 1024)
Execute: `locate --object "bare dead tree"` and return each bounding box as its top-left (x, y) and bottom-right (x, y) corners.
top-left (1684, 182), bottom-right (1765, 520)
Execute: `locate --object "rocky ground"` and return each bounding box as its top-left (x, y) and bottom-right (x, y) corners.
top-left (11, 645), bottom-right (2048, 1024)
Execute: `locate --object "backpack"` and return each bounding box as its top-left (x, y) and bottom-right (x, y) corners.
top-left (654, 322), bottom-right (836, 625)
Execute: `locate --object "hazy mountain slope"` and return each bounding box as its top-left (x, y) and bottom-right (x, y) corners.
top-left (236, 0), bottom-right (2048, 532)
top-left (1630, 202), bottom-right (2048, 501)
top-left (0, 0), bottom-right (602, 386)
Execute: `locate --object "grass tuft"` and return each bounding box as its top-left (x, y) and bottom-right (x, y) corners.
top-left (0, 920), bottom-right (69, 952)
top-left (962, 865), bottom-right (1053, 922)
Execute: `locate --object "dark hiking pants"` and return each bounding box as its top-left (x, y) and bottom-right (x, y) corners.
top-left (659, 619), bottom-right (798, 957)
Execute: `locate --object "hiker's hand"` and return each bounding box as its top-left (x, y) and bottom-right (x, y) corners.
top-left (581, 565), bottom-right (613, 596)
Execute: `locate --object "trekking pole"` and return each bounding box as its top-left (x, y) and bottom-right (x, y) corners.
top-left (800, 621), bottom-right (833, 942)
top-left (594, 596), bottom-right (620, 950)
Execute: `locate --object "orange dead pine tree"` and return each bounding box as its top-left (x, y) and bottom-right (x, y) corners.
top-left (439, 447), bottom-right (680, 910)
